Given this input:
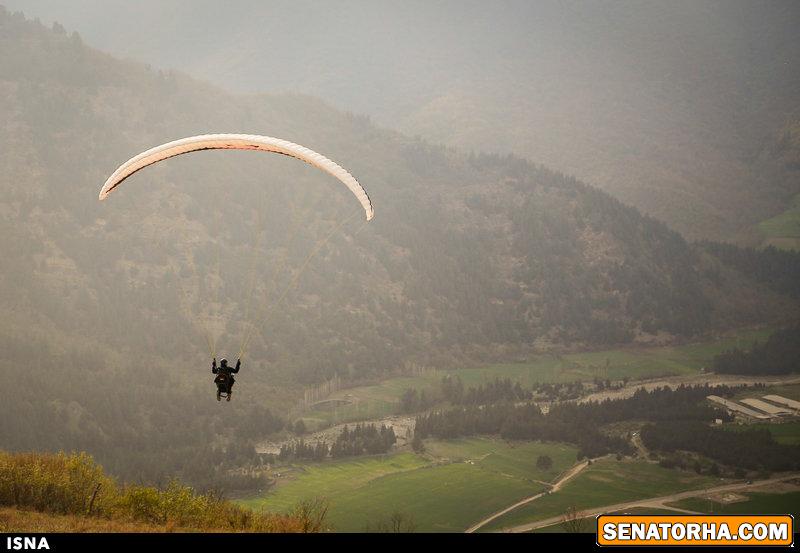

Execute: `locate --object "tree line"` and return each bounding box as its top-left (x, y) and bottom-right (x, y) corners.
top-left (414, 385), bottom-right (734, 460)
top-left (713, 323), bottom-right (800, 375)
top-left (278, 424), bottom-right (397, 461)
top-left (701, 242), bottom-right (800, 299)
top-left (642, 421), bottom-right (800, 472)
top-left (440, 375), bottom-right (532, 405)
top-left (401, 375), bottom-right (631, 416)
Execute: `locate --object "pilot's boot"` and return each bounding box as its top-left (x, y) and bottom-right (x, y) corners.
top-left (227, 391), bottom-right (232, 402)
top-left (217, 390), bottom-right (221, 401)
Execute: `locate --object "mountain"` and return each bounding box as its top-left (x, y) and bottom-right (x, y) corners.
top-left (5, 0), bottom-right (800, 242)
top-left (0, 9), bottom-right (795, 486)
top-left (756, 110), bottom-right (800, 250)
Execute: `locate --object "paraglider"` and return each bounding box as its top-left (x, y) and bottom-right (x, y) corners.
top-left (99, 134), bottom-right (374, 402)
top-left (212, 357), bottom-right (240, 401)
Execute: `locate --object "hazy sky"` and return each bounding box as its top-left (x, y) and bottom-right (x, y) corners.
top-left (6, 0), bottom-right (799, 240)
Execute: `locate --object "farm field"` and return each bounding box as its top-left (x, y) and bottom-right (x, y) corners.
top-left (240, 438), bottom-right (579, 532)
top-left (240, 453), bottom-right (429, 514)
top-left (298, 328), bottom-right (773, 428)
top-left (297, 376), bottom-right (436, 428)
top-left (463, 327), bottom-right (773, 388)
top-left (668, 491), bottom-right (800, 519)
top-left (480, 458), bottom-right (727, 532)
top-left (532, 506), bottom-right (681, 533)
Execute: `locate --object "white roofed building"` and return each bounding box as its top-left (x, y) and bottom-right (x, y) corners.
top-left (707, 395), bottom-right (770, 420)
top-left (763, 395), bottom-right (800, 413)
top-left (740, 398), bottom-right (792, 417)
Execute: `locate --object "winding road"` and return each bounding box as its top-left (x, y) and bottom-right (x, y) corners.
top-left (465, 460), bottom-right (590, 533)
top-left (490, 473), bottom-right (800, 533)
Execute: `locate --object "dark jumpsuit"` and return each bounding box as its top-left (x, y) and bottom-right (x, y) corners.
top-left (212, 359), bottom-right (240, 393)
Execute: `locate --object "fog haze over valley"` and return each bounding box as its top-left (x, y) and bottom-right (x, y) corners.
top-left (8, 0), bottom-right (800, 242)
top-left (1, 1), bottom-right (799, 537)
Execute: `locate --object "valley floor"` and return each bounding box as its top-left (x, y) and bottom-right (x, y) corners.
top-left (241, 381), bottom-right (800, 533)
top-left (290, 328), bottom-right (775, 430)
top-left (496, 472), bottom-right (800, 533)
top-left (240, 439), bottom-right (749, 533)
top-left (242, 438), bottom-right (579, 532)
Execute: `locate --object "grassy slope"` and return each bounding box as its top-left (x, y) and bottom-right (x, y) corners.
top-left (481, 457), bottom-right (726, 532)
top-left (299, 328), bottom-right (773, 428)
top-left (243, 453), bottom-right (430, 514)
top-left (759, 193), bottom-right (800, 251)
top-left (424, 439), bottom-right (577, 483)
top-left (241, 438), bottom-right (578, 532)
top-left (0, 451), bottom-right (310, 533)
top-left (0, 507), bottom-right (198, 533)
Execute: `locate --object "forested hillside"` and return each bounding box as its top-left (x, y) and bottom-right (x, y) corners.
top-left (0, 10), bottom-right (795, 488)
top-left (757, 111), bottom-right (800, 250)
top-left (8, 0), bottom-right (799, 242)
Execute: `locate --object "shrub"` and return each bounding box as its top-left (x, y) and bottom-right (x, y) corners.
top-left (0, 451), bottom-right (115, 515)
top-left (0, 450), bottom-right (315, 532)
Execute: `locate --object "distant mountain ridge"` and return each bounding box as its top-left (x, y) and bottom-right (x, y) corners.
top-left (0, 8), bottom-right (794, 383)
top-left (5, 0), bottom-right (800, 242)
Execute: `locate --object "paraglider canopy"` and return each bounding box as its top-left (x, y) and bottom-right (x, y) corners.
top-left (98, 133), bottom-right (374, 362)
top-left (98, 133), bottom-right (374, 221)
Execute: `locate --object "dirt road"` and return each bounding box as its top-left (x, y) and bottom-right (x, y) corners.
top-left (492, 473), bottom-right (800, 533)
top-left (631, 433), bottom-right (649, 459)
top-left (465, 460), bottom-right (590, 533)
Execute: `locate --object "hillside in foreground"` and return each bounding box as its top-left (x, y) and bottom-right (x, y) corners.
top-left (0, 508), bottom-right (191, 533)
top-left (0, 450), bottom-right (319, 533)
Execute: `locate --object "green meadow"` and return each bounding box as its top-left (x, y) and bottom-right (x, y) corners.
top-left (481, 457), bottom-right (726, 532)
top-left (240, 438), bottom-right (579, 532)
top-left (758, 193), bottom-right (800, 251)
top-left (668, 491), bottom-right (800, 519)
top-left (299, 328), bottom-right (773, 428)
